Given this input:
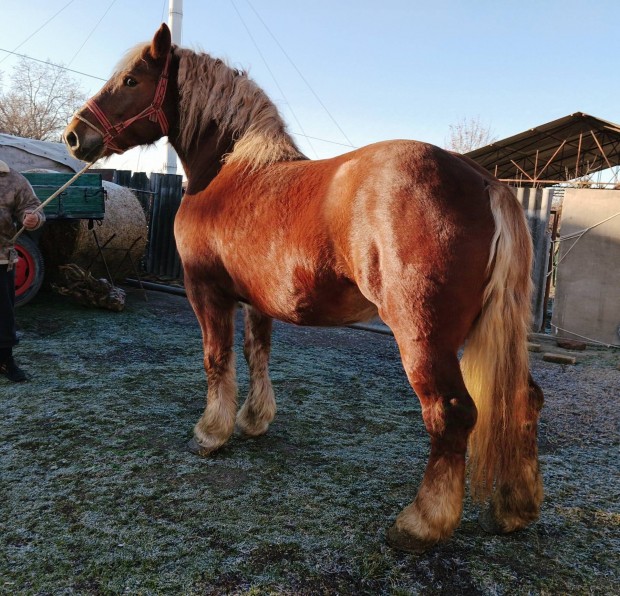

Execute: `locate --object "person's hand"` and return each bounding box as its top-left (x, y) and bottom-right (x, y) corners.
top-left (22, 211), bottom-right (40, 230)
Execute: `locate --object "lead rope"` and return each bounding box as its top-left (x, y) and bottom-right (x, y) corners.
top-left (8, 162), bottom-right (94, 270)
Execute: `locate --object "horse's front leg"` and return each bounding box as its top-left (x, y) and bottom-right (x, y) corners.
top-left (236, 305), bottom-right (276, 437)
top-left (188, 300), bottom-right (238, 456)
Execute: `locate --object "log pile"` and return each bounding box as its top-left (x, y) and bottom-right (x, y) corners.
top-left (51, 264), bottom-right (126, 312)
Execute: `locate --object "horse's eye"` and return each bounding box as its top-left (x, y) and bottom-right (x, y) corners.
top-left (123, 76), bottom-right (138, 88)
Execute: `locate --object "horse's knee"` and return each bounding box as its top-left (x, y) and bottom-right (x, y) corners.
top-left (405, 352), bottom-right (476, 440)
top-left (444, 392), bottom-right (477, 432)
top-left (204, 348), bottom-right (234, 378)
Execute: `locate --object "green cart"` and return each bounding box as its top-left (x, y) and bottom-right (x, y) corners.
top-left (15, 172), bottom-right (105, 306)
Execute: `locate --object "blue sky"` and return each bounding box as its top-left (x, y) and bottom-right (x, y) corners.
top-left (0, 0), bottom-right (618, 173)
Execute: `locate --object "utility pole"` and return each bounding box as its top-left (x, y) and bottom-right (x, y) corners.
top-left (164, 0), bottom-right (183, 175)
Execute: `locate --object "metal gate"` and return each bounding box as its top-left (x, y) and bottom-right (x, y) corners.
top-left (114, 170), bottom-right (183, 281)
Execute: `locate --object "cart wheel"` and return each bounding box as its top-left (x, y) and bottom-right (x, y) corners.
top-left (15, 235), bottom-right (45, 307)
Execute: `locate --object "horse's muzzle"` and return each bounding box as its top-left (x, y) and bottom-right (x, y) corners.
top-left (63, 119), bottom-right (106, 162)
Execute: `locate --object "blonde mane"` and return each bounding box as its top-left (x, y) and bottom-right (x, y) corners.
top-left (116, 44), bottom-right (305, 169)
top-left (176, 47), bottom-right (305, 168)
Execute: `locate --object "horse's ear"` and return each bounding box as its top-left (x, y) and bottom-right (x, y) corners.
top-left (150, 23), bottom-right (172, 60)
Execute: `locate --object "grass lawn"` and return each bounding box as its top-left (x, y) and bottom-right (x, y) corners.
top-left (1, 289), bottom-right (618, 594)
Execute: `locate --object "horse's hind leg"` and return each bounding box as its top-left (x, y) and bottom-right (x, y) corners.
top-left (236, 305), bottom-right (276, 437)
top-left (386, 339), bottom-right (477, 553)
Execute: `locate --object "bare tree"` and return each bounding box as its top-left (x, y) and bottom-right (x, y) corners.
top-left (0, 57), bottom-right (87, 141)
top-left (445, 116), bottom-right (497, 154)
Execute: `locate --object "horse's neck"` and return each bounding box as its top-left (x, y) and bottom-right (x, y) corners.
top-left (174, 120), bottom-right (303, 195)
top-left (173, 51), bottom-right (304, 192)
top-left (173, 123), bottom-right (234, 195)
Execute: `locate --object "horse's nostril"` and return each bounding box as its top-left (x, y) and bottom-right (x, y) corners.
top-left (65, 131), bottom-right (79, 149)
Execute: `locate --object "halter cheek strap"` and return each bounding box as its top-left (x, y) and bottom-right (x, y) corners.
top-left (75, 51), bottom-right (171, 154)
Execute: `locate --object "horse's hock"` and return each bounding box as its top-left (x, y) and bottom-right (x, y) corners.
top-left (39, 181), bottom-right (147, 282)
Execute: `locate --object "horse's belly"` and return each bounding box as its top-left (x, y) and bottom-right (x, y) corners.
top-left (246, 272), bottom-right (378, 327)
top-left (290, 288), bottom-right (378, 326)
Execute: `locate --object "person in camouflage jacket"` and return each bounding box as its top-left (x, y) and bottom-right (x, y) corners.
top-left (0, 159), bottom-right (45, 382)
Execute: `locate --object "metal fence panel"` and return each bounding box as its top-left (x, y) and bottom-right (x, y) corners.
top-left (513, 187), bottom-right (553, 331)
top-left (147, 173), bottom-right (183, 279)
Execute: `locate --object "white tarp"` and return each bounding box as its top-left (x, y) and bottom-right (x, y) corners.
top-left (0, 133), bottom-right (86, 173)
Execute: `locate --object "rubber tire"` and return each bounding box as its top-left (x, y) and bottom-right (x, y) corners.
top-left (15, 235), bottom-right (45, 307)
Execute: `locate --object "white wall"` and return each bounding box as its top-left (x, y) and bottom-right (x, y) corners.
top-left (552, 189), bottom-right (620, 346)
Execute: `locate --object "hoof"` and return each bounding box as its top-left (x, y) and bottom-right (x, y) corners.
top-left (235, 421), bottom-right (269, 438)
top-left (478, 506), bottom-right (538, 535)
top-left (236, 406), bottom-right (273, 438)
top-left (187, 437), bottom-right (218, 457)
top-left (478, 507), bottom-right (505, 535)
top-left (386, 524), bottom-right (437, 554)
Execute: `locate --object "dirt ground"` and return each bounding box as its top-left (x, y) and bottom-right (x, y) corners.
top-left (1, 288), bottom-right (619, 595)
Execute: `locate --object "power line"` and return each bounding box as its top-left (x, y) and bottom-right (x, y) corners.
top-left (230, 0), bottom-right (319, 158)
top-left (1, 10), bottom-right (357, 154)
top-left (0, 0), bottom-right (76, 65)
top-left (244, 0), bottom-right (355, 148)
top-left (67, 0), bottom-right (119, 67)
top-left (290, 132), bottom-right (357, 149)
top-left (0, 53), bottom-right (355, 152)
top-left (0, 48), bottom-right (107, 82)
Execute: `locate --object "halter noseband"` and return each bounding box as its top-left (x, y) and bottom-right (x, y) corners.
top-left (75, 51), bottom-right (172, 154)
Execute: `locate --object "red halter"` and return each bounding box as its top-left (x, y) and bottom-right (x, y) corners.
top-left (75, 52), bottom-right (171, 154)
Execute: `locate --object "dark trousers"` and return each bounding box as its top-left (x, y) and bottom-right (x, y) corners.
top-left (0, 264), bottom-right (17, 352)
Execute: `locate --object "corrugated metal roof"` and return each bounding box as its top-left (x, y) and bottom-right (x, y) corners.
top-left (465, 113), bottom-right (620, 185)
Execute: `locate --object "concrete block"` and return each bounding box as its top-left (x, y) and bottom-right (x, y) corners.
top-left (543, 353), bottom-right (577, 365)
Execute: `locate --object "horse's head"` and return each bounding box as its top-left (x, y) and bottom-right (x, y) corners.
top-left (64, 24), bottom-right (174, 162)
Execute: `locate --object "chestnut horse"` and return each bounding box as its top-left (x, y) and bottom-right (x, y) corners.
top-left (64, 24), bottom-right (543, 553)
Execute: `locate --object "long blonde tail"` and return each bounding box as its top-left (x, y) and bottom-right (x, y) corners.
top-left (461, 182), bottom-right (533, 500)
